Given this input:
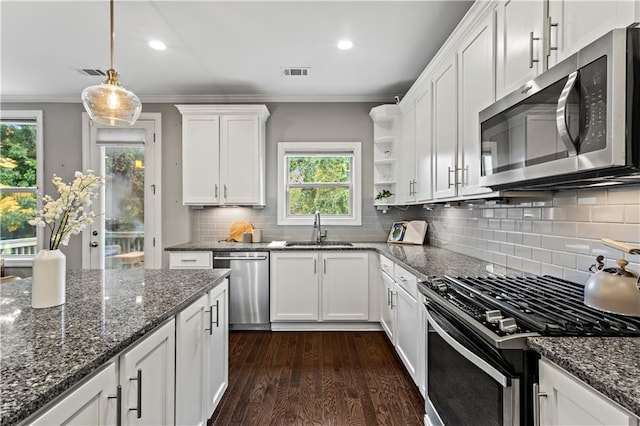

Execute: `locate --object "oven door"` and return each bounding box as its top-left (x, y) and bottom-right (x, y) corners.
top-left (425, 301), bottom-right (519, 426)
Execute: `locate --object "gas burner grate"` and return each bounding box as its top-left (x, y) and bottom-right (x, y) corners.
top-left (442, 275), bottom-right (640, 336)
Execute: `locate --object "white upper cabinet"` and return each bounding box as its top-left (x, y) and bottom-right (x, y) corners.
top-left (547, 0), bottom-right (639, 67)
top-left (398, 102), bottom-right (417, 203)
top-left (177, 105), bottom-right (269, 207)
top-left (181, 115), bottom-right (221, 205)
top-left (432, 55), bottom-right (458, 199)
top-left (414, 84), bottom-right (433, 202)
top-left (457, 13), bottom-right (495, 197)
top-left (495, 0), bottom-right (545, 100)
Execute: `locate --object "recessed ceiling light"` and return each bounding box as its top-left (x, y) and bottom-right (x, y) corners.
top-left (337, 39), bottom-right (353, 50)
top-left (148, 40), bottom-right (167, 51)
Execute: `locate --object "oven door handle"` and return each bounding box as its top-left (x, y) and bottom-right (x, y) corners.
top-left (213, 256), bottom-right (268, 261)
top-left (426, 309), bottom-right (510, 387)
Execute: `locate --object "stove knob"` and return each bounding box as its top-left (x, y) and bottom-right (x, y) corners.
top-left (499, 317), bottom-right (518, 333)
top-left (485, 310), bottom-right (502, 323)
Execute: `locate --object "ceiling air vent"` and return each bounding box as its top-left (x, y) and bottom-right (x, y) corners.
top-left (282, 67), bottom-right (310, 77)
top-left (78, 68), bottom-right (107, 77)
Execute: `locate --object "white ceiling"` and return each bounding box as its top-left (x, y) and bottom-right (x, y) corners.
top-left (1, 1), bottom-right (473, 103)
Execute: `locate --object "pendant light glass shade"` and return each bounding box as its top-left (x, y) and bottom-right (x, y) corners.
top-left (82, 70), bottom-right (141, 126)
top-left (81, 0), bottom-right (141, 126)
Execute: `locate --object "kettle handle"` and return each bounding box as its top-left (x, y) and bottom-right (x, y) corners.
top-left (589, 255), bottom-right (605, 273)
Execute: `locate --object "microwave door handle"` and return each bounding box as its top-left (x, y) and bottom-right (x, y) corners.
top-left (556, 71), bottom-right (579, 157)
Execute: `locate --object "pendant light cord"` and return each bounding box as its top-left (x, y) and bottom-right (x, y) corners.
top-left (110, 0), bottom-right (115, 71)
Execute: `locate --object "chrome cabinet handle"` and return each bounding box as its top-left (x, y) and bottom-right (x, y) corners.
top-left (390, 291), bottom-right (396, 309)
top-left (180, 259), bottom-right (198, 262)
top-left (387, 288), bottom-right (391, 306)
top-left (556, 71), bottom-right (579, 156)
top-left (213, 300), bottom-right (220, 328)
top-left (129, 369), bottom-right (142, 419)
top-left (533, 383), bottom-right (548, 426)
top-left (314, 259), bottom-right (317, 274)
top-left (530, 31), bottom-right (540, 68)
top-left (205, 307), bottom-right (213, 335)
top-left (223, 185), bottom-right (228, 198)
top-left (323, 258), bottom-right (327, 274)
top-left (547, 16), bottom-right (558, 57)
top-left (215, 184), bottom-right (218, 198)
top-left (447, 166), bottom-right (456, 188)
top-left (107, 385), bottom-right (122, 426)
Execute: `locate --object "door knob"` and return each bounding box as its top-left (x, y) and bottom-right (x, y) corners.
top-left (90, 241), bottom-right (99, 248)
top-left (92, 230), bottom-right (98, 236)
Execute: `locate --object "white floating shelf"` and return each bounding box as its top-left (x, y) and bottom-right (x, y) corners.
top-left (374, 159), bottom-right (395, 165)
top-left (374, 136), bottom-right (395, 144)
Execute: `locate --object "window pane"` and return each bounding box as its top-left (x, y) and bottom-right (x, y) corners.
top-left (0, 122), bottom-right (38, 256)
top-left (288, 156), bottom-right (351, 183)
top-left (288, 187), bottom-right (351, 216)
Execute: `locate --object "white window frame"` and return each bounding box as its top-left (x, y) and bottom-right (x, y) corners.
top-left (0, 110), bottom-right (44, 267)
top-left (277, 142), bottom-right (362, 226)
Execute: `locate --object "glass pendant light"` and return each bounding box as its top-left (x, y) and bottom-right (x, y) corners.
top-left (81, 0), bottom-right (141, 126)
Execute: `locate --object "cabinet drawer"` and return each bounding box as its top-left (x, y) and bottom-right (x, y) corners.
top-left (394, 264), bottom-right (418, 299)
top-left (380, 255), bottom-right (394, 277)
top-left (169, 252), bottom-right (213, 269)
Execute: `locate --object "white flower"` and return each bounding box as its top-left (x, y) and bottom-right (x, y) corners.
top-left (29, 171), bottom-right (105, 250)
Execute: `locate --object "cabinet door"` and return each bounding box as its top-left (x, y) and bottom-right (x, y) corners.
top-left (432, 56), bottom-right (458, 199)
top-left (538, 358), bottom-right (638, 426)
top-left (270, 252), bottom-right (319, 321)
top-left (414, 84), bottom-right (433, 202)
top-left (220, 115), bottom-right (263, 205)
top-left (182, 115), bottom-right (220, 205)
top-left (548, 0), bottom-right (638, 67)
top-left (120, 319), bottom-right (175, 426)
top-left (457, 13), bottom-right (495, 197)
top-left (31, 362), bottom-right (118, 426)
top-left (175, 295), bottom-right (208, 426)
top-left (398, 102), bottom-right (416, 203)
top-left (495, 0), bottom-right (544, 99)
top-left (380, 271), bottom-right (396, 343)
top-left (395, 284), bottom-right (419, 384)
top-left (321, 252), bottom-right (369, 321)
top-left (207, 279), bottom-right (229, 416)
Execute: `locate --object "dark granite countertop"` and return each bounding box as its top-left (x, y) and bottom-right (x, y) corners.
top-left (0, 268), bottom-right (230, 426)
top-left (165, 241), bottom-right (496, 280)
top-left (528, 337), bottom-right (640, 418)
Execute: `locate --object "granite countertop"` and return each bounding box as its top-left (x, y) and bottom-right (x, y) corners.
top-left (528, 337), bottom-right (640, 417)
top-left (0, 268), bottom-right (231, 426)
top-left (165, 241), bottom-right (497, 280)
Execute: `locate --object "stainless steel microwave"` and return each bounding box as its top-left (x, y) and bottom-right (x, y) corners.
top-left (479, 27), bottom-right (640, 190)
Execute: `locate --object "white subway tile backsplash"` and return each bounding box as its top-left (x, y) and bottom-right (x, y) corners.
top-left (507, 232), bottom-right (523, 245)
top-left (565, 206), bottom-right (590, 222)
top-left (563, 269), bottom-right (590, 284)
top-left (532, 248), bottom-right (553, 264)
top-left (608, 187), bottom-right (640, 205)
top-left (522, 259), bottom-right (541, 275)
top-left (522, 208), bottom-right (541, 220)
top-left (500, 243), bottom-right (515, 255)
top-left (522, 233), bottom-right (542, 247)
top-left (552, 222), bottom-right (577, 237)
top-left (553, 191), bottom-right (577, 206)
top-left (494, 208), bottom-right (508, 219)
top-left (541, 235), bottom-right (564, 251)
top-left (541, 263), bottom-right (563, 278)
top-left (532, 221), bottom-right (553, 234)
top-left (591, 205), bottom-right (625, 223)
top-left (625, 206), bottom-right (640, 224)
top-left (576, 222), bottom-right (609, 239)
top-left (553, 251), bottom-right (576, 268)
top-left (563, 238), bottom-right (591, 255)
top-left (493, 253), bottom-right (507, 266)
top-left (493, 230), bottom-right (507, 242)
top-left (515, 245), bottom-right (532, 259)
top-left (543, 207), bottom-right (566, 221)
top-left (508, 208), bottom-right (523, 219)
top-left (501, 220), bottom-right (515, 231)
top-left (489, 219), bottom-right (501, 229)
top-left (577, 189), bottom-right (607, 205)
top-left (507, 256), bottom-right (523, 271)
top-left (607, 223), bottom-right (640, 243)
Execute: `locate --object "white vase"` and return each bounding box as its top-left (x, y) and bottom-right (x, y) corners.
top-left (32, 249), bottom-right (66, 309)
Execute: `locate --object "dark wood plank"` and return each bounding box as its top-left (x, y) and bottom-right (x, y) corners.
top-left (210, 331), bottom-right (424, 426)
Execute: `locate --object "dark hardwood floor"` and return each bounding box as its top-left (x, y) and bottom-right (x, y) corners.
top-left (209, 331), bottom-right (424, 426)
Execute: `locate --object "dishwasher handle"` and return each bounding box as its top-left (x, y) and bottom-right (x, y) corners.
top-left (213, 256), bottom-right (268, 261)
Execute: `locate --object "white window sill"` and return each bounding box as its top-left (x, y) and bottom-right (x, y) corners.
top-left (3, 257), bottom-right (34, 268)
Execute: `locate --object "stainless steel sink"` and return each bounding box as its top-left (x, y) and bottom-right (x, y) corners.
top-left (285, 241), bottom-right (353, 247)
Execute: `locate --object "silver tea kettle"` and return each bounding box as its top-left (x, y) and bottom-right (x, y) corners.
top-left (584, 239), bottom-right (640, 316)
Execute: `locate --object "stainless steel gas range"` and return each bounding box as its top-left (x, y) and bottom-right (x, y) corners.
top-left (419, 275), bottom-right (640, 426)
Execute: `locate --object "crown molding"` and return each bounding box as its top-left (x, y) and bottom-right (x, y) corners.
top-left (1, 93), bottom-right (397, 104)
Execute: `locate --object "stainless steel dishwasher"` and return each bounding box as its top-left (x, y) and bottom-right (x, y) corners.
top-left (212, 252), bottom-right (270, 330)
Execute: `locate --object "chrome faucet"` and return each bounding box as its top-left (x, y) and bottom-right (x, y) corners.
top-left (313, 210), bottom-right (327, 243)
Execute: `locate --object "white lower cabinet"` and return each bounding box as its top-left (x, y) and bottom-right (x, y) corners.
top-left (270, 251), bottom-right (369, 322)
top-left (120, 319), bottom-right (175, 425)
top-left (175, 280), bottom-right (229, 425)
top-left (378, 255), bottom-right (421, 386)
top-left (538, 358), bottom-right (639, 426)
top-left (31, 362), bottom-right (119, 425)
